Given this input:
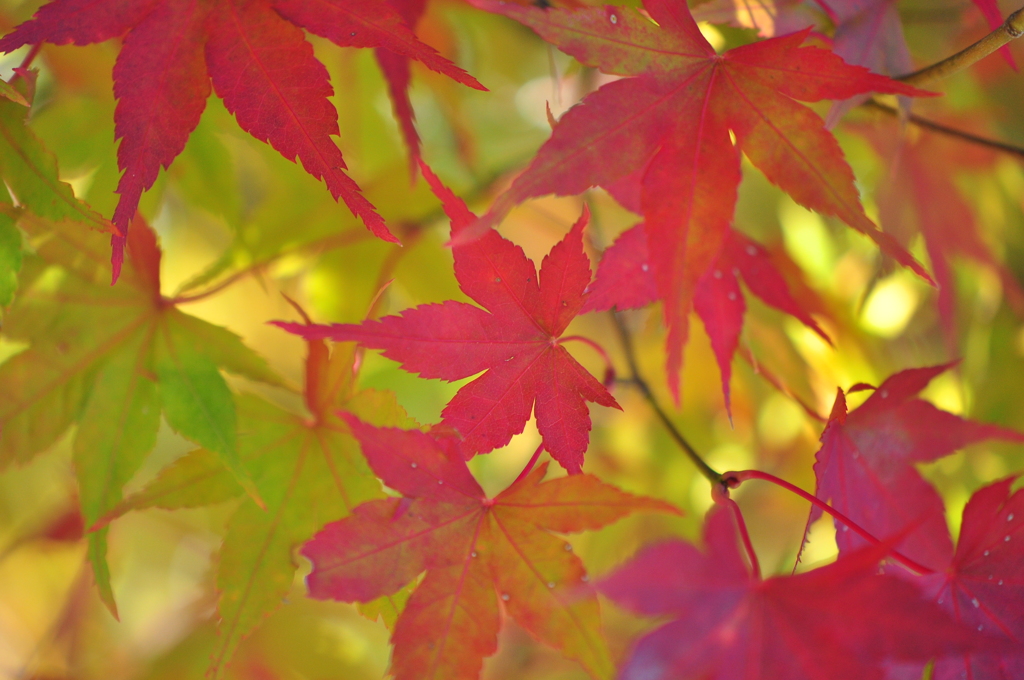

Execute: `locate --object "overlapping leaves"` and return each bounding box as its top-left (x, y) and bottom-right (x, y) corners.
top-left (600, 505), bottom-right (996, 680)
top-left (97, 323), bottom-right (412, 677)
top-left (808, 363), bottom-right (1024, 571)
top-left (0, 0), bottom-right (485, 278)
top-left (889, 477), bottom-right (1024, 679)
top-left (0, 1), bottom-right (1020, 679)
top-left (277, 164), bottom-right (618, 472)
top-left (584, 224), bottom-right (828, 412)
top-left (467, 0), bottom-right (931, 397)
top-left (0, 68), bottom-right (110, 306)
top-left (0, 214), bottom-right (286, 614)
top-left (303, 417), bottom-right (678, 680)
top-left (806, 364), bottom-right (1024, 678)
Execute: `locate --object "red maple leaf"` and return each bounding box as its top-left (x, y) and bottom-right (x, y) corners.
top-left (375, 0), bottom-right (428, 174)
top-left (970, 0), bottom-right (1017, 68)
top-left (599, 505), bottom-right (994, 680)
top-left (808, 363), bottom-right (1024, 572)
top-left (0, 0), bottom-right (485, 280)
top-left (581, 223), bottom-right (659, 315)
top-left (302, 417), bottom-right (678, 680)
top-left (854, 119), bottom-right (1024, 347)
top-left (883, 477), bottom-right (1024, 680)
top-left (463, 0), bottom-right (932, 397)
top-left (275, 163), bottom-right (618, 472)
top-left (584, 224), bottom-right (828, 413)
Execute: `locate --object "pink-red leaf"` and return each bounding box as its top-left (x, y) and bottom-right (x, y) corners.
top-left (0, 0), bottom-right (484, 278)
top-left (468, 0), bottom-right (932, 397)
top-left (884, 478), bottom-right (1024, 679)
top-left (600, 506), bottom-right (995, 680)
top-left (374, 0), bottom-right (428, 171)
top-left (277, 168), bottom-right (618, 471)
top-left (582, 223), bottom-right (657, 313)
top-left (584, 225), bottom-right (827, 412)
top-left (109, 0), bottom-right (210, 280)
top-left (923, 478), bottom-right (1024, 678)
top-left (0, 0), bottom-right (159, 48)
top-left (273, 0), bottom-right (485, 157)
top-left (856, 120), bottom-right (1024, 348)
top-left (693, 248), bottom-right (746, 415)
top-left (810, 364), bottom-right (1024, 571)
top-left (206, 0), bottom-right (392, 243)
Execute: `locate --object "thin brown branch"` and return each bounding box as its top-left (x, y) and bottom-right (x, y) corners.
top-left (863, 99), bottom-right (1024, 160)
top-left (609, 312), bottom-right (721, 484)
top-left (897, 5), bottom-right (1024, 86)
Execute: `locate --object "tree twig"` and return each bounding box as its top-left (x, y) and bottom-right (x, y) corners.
top-left (897, 5), bottom-right (1024, 86)
top-left (609, 312), bottom-right (721, 484)
top-left (864, 100), bottom-right (1024, 160)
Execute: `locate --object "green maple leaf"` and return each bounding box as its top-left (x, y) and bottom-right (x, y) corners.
top-left (0, 213), bottom-right (283, 616)
top-left (98, 332), bottom-right (414, 677)
top-left (0, 68), bottom-right (112, 307)
top-left (0, 210), bottom-right (19, 308)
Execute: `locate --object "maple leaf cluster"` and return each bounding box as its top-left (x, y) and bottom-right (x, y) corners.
top-left (0, 0), bottom-right (1023, 679)
top-left (0, 0), bottom-right (485, 279)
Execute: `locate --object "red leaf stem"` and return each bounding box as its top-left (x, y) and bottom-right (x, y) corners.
top-left (557, 335), bottom-right (615, 384)
top-left (724, 469), bottom-right (934, 575)
top-left (716, 493), bottom-right (761, 580)
top-left (511, 443), bottom-right (546, 486)
top-left (12, 43), bottom-right (40, 79)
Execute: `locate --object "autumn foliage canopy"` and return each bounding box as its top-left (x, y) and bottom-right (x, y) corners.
top-left (0, 0), bottom-right (1023, 679)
